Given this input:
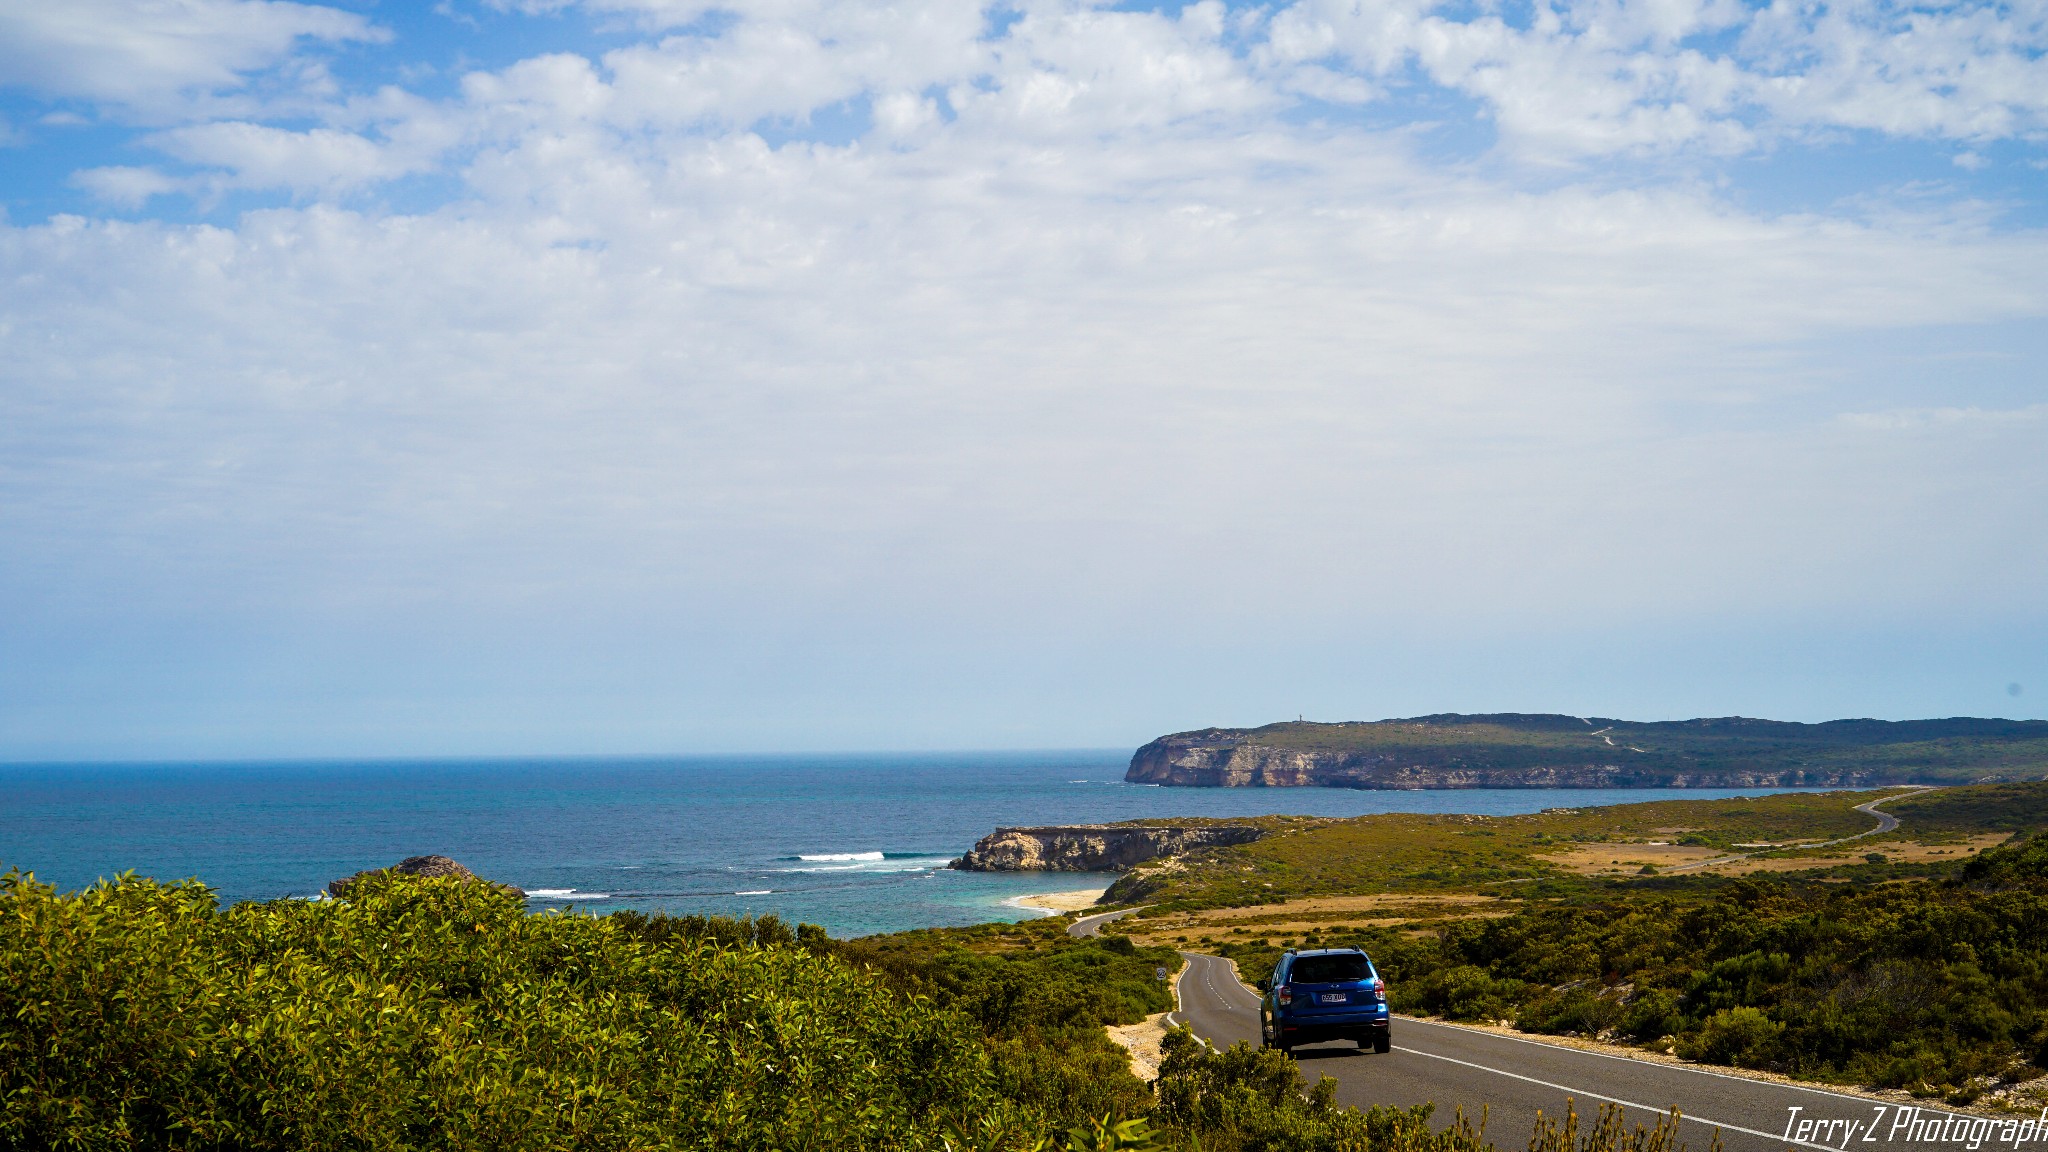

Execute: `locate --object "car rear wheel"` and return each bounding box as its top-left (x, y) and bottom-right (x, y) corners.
top-left (1373, 1031), bottom-right (1391, 1054)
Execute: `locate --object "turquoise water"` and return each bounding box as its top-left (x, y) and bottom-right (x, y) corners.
top-left (0, 752), bottom-right (1808, 936)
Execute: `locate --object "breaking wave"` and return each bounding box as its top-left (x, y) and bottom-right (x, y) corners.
top-left (772, 851), bottom-right (954, 874)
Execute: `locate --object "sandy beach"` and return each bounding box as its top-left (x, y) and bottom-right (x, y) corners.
top-left (1006, 882), bottom-right (1116, 915)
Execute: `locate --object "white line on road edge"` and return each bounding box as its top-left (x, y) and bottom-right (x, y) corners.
top-left (1398, 1045), bottom-right (1854, 1152)
top-left (1396, 1016), bottom-right (1897, 1109)
top-left (1164, 956), bottom-right (1214, 1049)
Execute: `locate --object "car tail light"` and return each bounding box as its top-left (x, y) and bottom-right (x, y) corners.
top-left (1371, 978), bottom-right (1386, 999)
top-left (1277, 985), bottom-right (1292, 1006)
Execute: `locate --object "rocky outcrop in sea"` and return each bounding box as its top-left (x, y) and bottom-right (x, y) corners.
top-left (950, 824), bottom-right (1265, 871)
top-left (327, 854), bottom-right (526, 898)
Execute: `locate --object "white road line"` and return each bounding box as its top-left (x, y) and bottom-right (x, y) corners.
top-left (1396, 1017), bottom-right (1899, 1108)
top-left (1399, 1046), bottom-right (1852, 1152)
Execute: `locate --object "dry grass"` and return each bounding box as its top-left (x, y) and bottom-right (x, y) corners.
top-left (1845, 833), bottom-right (2007, 862)
top-left (1545, 843), bottom-right (1726, 875)
top-left (1163, 893), bottom-right (1498, 919)
top-left (1548, 832), bottom-right (2010, 878)
top-left (1124, 893), bottom-right (1510, 946)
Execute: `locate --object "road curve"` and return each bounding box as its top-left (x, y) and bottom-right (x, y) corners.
top-left (1070, 906), bottom-right (1143, 937)
top-left (1172, 952), bottom-right (1975, 1152)
top-left (1851, 794), bottom-right (1911, 836)
top-left (1669, 787), bottom-right (1931, 873)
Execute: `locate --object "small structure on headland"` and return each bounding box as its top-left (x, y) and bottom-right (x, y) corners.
top-left (326, 854), bottom-right (526, 898)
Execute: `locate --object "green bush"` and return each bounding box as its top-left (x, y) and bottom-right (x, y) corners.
top-left (1617, 989), bottom-right (1686, 1042)
top-left (1515, 988), bottom-right (1622, 1036)
top-left (0, 870), bottom-right (1002, 1151)
top-left (1407, 965), bottom-right (1529, 1022)
top-left (1674, 1008), bottom-right (1784, 1066)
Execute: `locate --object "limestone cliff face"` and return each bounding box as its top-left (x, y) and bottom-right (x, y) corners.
top-left (950, 824), bottom-right (1265, 871)
top-left (1124, 729), bottom-right (1888, 789)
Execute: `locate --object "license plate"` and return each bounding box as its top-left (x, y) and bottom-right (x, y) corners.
top-left (1318, 993), bottom-right (1348, 1004)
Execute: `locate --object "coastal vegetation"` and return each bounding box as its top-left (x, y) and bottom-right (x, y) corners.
top-left (1, 868), bottom-right (998, 1150)
top-left (1103, 787), bottom-right (1905, 908)
top-left (1, 866), bottom-right (1719, 1152)
top-left (19, 785), bottom-right (2043, 1146)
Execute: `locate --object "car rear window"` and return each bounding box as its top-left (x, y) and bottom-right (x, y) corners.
top-left (1288, 955), bottom-right (1371, 984)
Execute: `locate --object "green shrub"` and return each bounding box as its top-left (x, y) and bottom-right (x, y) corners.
top-left (1618, 989), bottom-right (1686, 1042)
top-left (1675, 1008), bottom-right (1785, 1066)
top-left (1515, 988), bottom-right (1623, 1036)
top-left (1408, 965), bottom-right (1529, 1022)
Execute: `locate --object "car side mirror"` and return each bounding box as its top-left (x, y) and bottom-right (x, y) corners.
top-left (1255, 978), bottom-right (1269, 992)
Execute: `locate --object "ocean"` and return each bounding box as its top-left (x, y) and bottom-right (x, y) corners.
top-left (0, 752), bottom-right (1808, 936)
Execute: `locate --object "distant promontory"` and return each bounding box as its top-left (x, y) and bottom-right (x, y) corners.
top-left (1126, 714), bottom-right (2048, 789)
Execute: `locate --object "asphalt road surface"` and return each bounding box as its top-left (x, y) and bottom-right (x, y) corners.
top-left (1170, 952), bottom-right (1985, 1152)
top-left (1070, 907), bottom-right (1141, 937)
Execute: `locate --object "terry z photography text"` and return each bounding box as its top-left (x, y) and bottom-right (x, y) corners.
top-left (1786, 1107), bottom-right (2048, 1149)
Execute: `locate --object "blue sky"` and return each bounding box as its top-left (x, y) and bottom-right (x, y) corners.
top-left (0, 0), bottom-right (2044, 758)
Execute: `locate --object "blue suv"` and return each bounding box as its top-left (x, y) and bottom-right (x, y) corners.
top-left (1259, 947), bottom-right (1391, 1055)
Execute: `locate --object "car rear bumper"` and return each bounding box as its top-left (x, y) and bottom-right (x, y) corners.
top-left (1279, 1014), bottom-right (1389, 1043)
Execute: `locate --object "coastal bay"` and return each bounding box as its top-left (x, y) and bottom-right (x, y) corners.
top-left (0, 752), bottom-right (1808, 936)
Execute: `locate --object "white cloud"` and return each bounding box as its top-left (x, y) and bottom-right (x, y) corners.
top-left (20, 0), bottom-right (2048, 204)
top-left (452, 0), bottom-right (2048, 171)
top-left (1258, 0), bottom-right (2048, 158)
top-left (70, 164), bottom-right (188, 207)
top-left (151, 121), bottom-right (435, 194)
top-left (0, 0), bottom-right (382, 114)
top-left (2, 0), bottom-right (2046, 751)
top-left (5, 153), bottom-right (2045, 750)
top-left (1840, 404), bottom-right (2048, 432)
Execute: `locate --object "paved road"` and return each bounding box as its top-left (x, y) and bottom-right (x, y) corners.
top-left (1852, 793), bottom-right (1913, 836)
top-left (1069, 907), bottom-right (1142, 937)
top-left (1670, 787), bottom-right (1930, 873)
top-left (1172, 952), bottom-right (1973, 1152)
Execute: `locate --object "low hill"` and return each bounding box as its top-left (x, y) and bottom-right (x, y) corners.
top-left (1126, 713), bottom-right (2048, 788)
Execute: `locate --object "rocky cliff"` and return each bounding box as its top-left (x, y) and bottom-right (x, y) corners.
top-left (950, 824), bottom-right (1265, 871)
top-left (1123, 714), bottom-right (2046, 789)
top-left (1122, 736), bottom-right (1855, 788)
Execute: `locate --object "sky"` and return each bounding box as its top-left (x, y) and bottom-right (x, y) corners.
top-left (0, 0), bottom-right (2044, 760)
